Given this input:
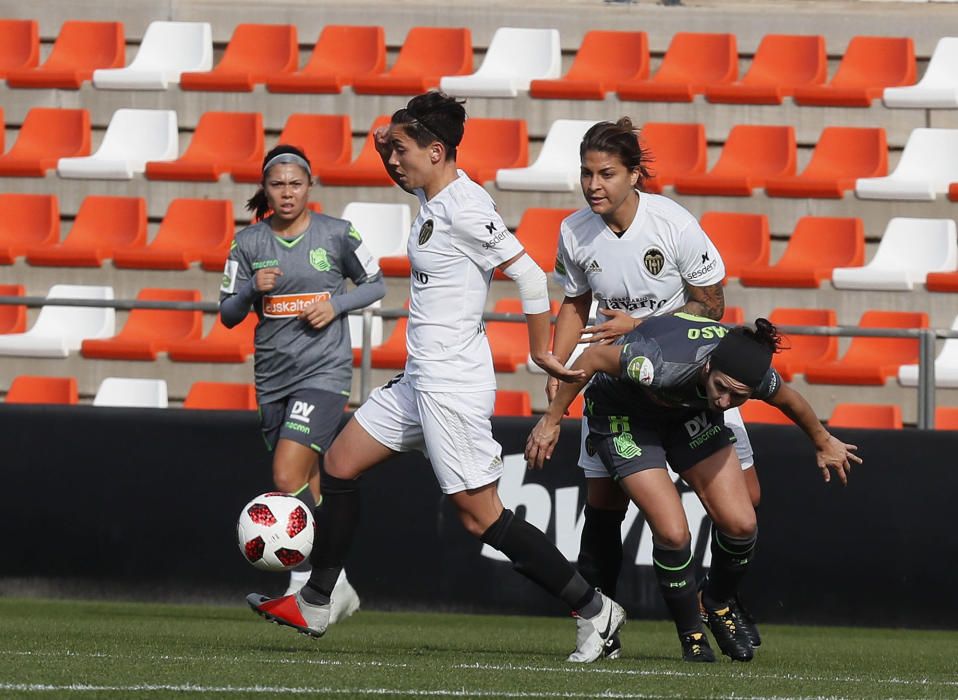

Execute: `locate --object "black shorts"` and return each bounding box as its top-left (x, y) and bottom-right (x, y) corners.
top-left (586, 408), bottom-right (737, 480)
top-left (259, 388), bottom-right (349, 453)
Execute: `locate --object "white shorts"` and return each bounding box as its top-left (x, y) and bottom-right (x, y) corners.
top-left (354, 373), bottom-right (504, 495)
top-left (577, 405), bottom-right (755, 478)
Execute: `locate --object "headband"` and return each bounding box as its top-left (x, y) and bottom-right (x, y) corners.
top-left (709, 332), bottom-right (773, 389)
top-left (263, 153), bottom-right (312, 178)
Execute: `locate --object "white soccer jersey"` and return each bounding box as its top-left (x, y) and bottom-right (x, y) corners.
top-left (554, 193), bottom-right (725, 320)
top-left (405, 172), bottom-right (523, 391)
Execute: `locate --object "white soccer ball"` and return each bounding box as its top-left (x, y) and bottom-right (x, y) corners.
top-left (237, 492), bottom-right (314, 572)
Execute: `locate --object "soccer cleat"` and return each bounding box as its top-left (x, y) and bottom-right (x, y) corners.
top-left (329, 570), bottom-right (361, 624)
top-left (703, 604), bottom-right (754, 662)
top-left (246, 592), bottom-right (331, 638)
top-left (567, 592), bottom-right (627, 663)
top-left (603, 631), bottom-right (622, 660)
top-left (729, 594), bottom-right (761, 647)
top-left (680, 630), bottom-right (716, 662)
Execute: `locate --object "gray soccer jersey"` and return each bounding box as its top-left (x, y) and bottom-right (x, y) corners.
top-left (220, 212), bottom-right (381, 403)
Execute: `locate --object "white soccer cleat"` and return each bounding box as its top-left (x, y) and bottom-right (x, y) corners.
top-left (284, 569), bottom-right (312, 597)
top-left (329, 569), bottom-right (361, 624)
top-left (567, 591), bottom-right (626, 663)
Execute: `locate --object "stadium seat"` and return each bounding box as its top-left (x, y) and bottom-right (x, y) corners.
top-left (341, 202), bottom-right (411, 261)
top-left (854, 128), bottom-right (958, 201)
top-left (898, 315), bottom-right (958, 388)
top-left (233, 114), bottom-right (352, 184)
top-left (935, 407), bottom-right (958, 430)
top-left (883, 37), bottom-right (958, 108)
top-left (639, 122), bottom-right (707, 194)
top-left (25, 196), bottom-right (146, 267)
top-left (378, 256), bottom-right (411, 278)
top-left (832, 218), bottom-right (957, 291)
top-left (792, 36), bottom-right (915, 107)
top-left (266, 25), bottom-right (385, 93)
top-left (81, 288), bottom-right (202, 361)
top-left (0, 284), bottom-right (26, 334)
top-left (113, 199), bottom-right (234, 270)
top-left (5, 375), bottom-right (78, 405)
top-left (768, 307), bottom-right (838, 381)
top-left (0, 194), bottom-right (59, 264)
top-left (739, 400), bottom-right (791, 425)
top-left (487, 299), bottom-right (559, 372)
top-left (764, 127), bottom-right (887, 198)
top-left (617, 32), bottom-right (737, 102)
top-left (494, 390), bottom-right (533, 417)
top-left (673, 125), bottom-right (796, 196)
top-left (739, 217), bottom-right (865, 288)
top-left (0, 284), bottom-right (114, 358)
top-left (705, 34), bottom-right (827, 104)
top-left (0, 108), bottom-right (90, 177)
top-left (495, 119), bottom-right (597, 192)
top-left (167, 313), bottom-right (256, 364)
top-left (926, 270), bottom-right (958, 292)
top-left (179, 24), bottom-right (297, 91)
top-left (56, 109), bottom-right (178, 180)
top-left (458, 118), bottom-right (529, 184)
top-left (494, 207), bottom-right (576, 281)
top-left (348, 302), bottom-right (384, 366)
top-left (183, 382), bottom-right (257, 410)
top-left (93, 377), bottom-right (168, 408)
top-left (567, 394), bottom-right (585, 419)
top-left (371, 316), bottom-right (409, 369)
top-left (699, 212), bottom-right (770, 280)
top-left (315, 115), bottom-right (394, 187)
top-left (6, 20), bottom-right (124, 89)
top-left (530, 30), bottom-right (648, 100)
top-left (828, 403), bottom-right (903, 429)
top-left (804, 310), bottom-right (928, 385)
top-left (721, 306), bottom-right (745, 325)
top-left (352, 27), bottom-right (472, 95)
top-left (0, 19), bottom-right (38, 77)
top-left (93, 21), bottom-right (212, 90)
top-left (950, 183), bottom-right (958, 202)
top-left (145, 112), bottom-right (263, 182)
top-left (440, 27), bottom-right (561, 97)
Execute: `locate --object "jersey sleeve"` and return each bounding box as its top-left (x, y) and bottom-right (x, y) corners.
top-left (617, 336), bottom-right (663, 388)
top-left (449, 204), bottom-right (523, 272)
top-left (676, 219), bottom-right (726, 287)
top-left (754, 367), bottom-right (784, 401)
top-left (339, 221), bottom-right (382, 284)
top-left (553, 226), bottom-right (590, 297)
top-left (218, 234), bottom-right (252, 301)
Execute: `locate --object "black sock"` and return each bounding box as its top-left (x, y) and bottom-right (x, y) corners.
top-left (577, 504), bottom-right (626, 598)
top-left (481, 509), bottom-right (599, 616)
top-left (290, 483), bottom-right (315, 573)
top-left (652, 542), bottom-right (701, 636)
top-left (301, 473), bottom-right (361, 605)
top-left (703, 529), bottom-right (757, 610)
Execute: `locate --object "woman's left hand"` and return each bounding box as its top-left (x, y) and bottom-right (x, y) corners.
top-left (525, 416), bottom-right (562, 470)
top-left (299, 298), bottom-right (337, 330)
top-left (531, 352), bottom-right (587, 383)
top-left (815, 434), bottom-right (862, 485)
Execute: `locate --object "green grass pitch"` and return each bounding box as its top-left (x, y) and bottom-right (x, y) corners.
top-left (1, 598), bottom-right (957, 699)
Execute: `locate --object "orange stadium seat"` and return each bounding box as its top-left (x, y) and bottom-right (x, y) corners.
top-left (793, 36), bottom-right (915, 107)
top-left (705, 34), bottom-right (827, 104)
top-left (768, 307), bottom-right (838, 381)
top-left (493, 208), bottom-right (575, 280)
top-left (700, 212), bottom-right (770, 280)
top-left (25, 195), bottom-right (146, 268)
top-left (370, 316), bottom-right (409, 369)
top-left (0, 284), bottom-right (26, 334)
top-left (617, 32), bottom-right (737, 102)
top-left (935, 407), bottom-right (958, 430)
top-left (494, 390), bottom-right (533, 417)
top-left (926, 271), bottom-right (958, 293)
top-left (379, 255), bottom-right (411, 277)
top-left (739, 400), bottom-right (791, 425)
top-left (458, 118), bottom-right (528, 184)
top-left (266, 25), bottom-right (386, 93)
top-left (180, 24), bottom-right (297, 92)
top-left (0, 108), bottom-right (90, 177)
top-left (803, 310), bottom-right (928, 385)
top-left (81, 288), bottom-right (203, 361)
top-left (315, 115), bottom-right (394, 187)
top-left (674, 125), bottom-right (796, 196)
top-left (145, 112), bottom-right (263, 182)
top-left (5, 375), bottom-right (78, 405)
top-left (6, 21), bottom-right (124, 89)
top-left (0, 20), bottom-right (39, 77)
top-left (530, 30), bottom-right (648, 100)
top-left (721, 306), bottom-right (744, 325)
top-left (113, 199), bottom-right (234, 270)
top-left (739, 217), bottom-right (864, 288)
top-left (352, 27), bottom-right (472, 95)
top-left (168, 313), bottom-right (256, 363)
top-left (233, 114), bottom-right (352, 183)
top-left (566, 394), bottom-right (585, 419)
top-left (183, 382), bottom-right (257, 410)
top-left (487, 299), bottom-right (560, 372)
top-left (639, 122), bottom-right (707, 194)
top-left (0, 194), bottom-right (59, 264)
top-left (828, 403), bottom-right (903, 429)
top-left (764, 127), bottom-right (887, 198)
top-left (949, 183), bottom-right (958, 202)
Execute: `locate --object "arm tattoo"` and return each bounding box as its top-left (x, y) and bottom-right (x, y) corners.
top-left (677, 281), bottom-right (725, 320)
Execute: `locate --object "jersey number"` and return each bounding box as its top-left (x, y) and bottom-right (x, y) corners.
top-left (412, 270), bottom-right (429, 285)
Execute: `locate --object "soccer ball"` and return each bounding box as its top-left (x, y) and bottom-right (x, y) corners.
top-left (237, 492), bottom-right (314, 571)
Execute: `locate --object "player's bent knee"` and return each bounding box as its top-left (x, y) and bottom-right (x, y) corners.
top-left (716, 515), bottom-right (757, 540)
top-left (652, 527), bottom-right (691, 551)
top-left (271, 472), bottom-right (304, 494)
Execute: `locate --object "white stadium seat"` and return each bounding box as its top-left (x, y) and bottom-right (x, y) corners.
top-left (93, 21), bottom-right (213, 90)
top-left (57, 109), bottom-right (178, 180)
top-left (898, 316), bottom-right (958, 388)
top-left (348, 300), bottom-right (384, 351)
top-left (854, 128), bottom-right (958, 201)
top-left (340, 202), bottom-right (411, 261)
top-left (883, 38), bottom-right (958, 109)
top-left (440, 27), bottom-right (561, 98)
top-left (93, 377), bottom-right (168, 408)
top-left (832, 218), bottom-right (957, 291)
top-left (0, 285), bottom-right (115, 358)
top-left (495, 119), bottom-right (597, 192)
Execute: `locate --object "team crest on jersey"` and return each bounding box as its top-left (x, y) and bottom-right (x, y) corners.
top-left (643, 247), bottom-right (665, 276)
top-left (627, 356), bottom-right (655, 385)
top-left (418, 219), bottom-right (435, 246)
top-left (309, 247), bottom-right (331, 272)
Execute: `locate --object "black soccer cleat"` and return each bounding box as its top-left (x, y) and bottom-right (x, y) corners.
top-left (729, 594), bottom-right (761, 647)
top-left (704, 604), bottom-right (754, 662)
top-left (680, 630), bottom-right (715, 662)
top-left (603, 631), bottom-right (622, 659)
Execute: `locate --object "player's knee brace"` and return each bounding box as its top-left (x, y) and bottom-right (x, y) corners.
top-left (653, 541), bottom-right (701, 636)
top-left (578, 505), bottom-right (627, 597)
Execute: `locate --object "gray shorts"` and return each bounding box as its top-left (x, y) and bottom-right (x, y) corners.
top-left (259, 388), bottom-right (348, 453)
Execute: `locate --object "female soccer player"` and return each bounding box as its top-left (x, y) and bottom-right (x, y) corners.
top-left (220, 144), bottom-right (386, 620)
top-left (246, 92), bottom-right (626, 663)
top-left (527, 315), bottom-right (861, 662)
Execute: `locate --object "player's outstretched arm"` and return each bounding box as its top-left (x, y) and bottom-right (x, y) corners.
top-left (546, 293), bottom-right (592, 403)
top-left (766, 383), bottom-right (863, 485)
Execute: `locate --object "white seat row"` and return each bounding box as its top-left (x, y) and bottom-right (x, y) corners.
top-left (93, 21), bottom-right (212, 90)
top-left (0, 285), bottom-right (115, 357)
top-left (93, 377), bottom-right (169, 407)
top-left (855, 128), bottom-right (958, 201)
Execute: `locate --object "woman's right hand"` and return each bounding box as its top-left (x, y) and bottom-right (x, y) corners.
top-left (254, 267), bottom-right (283, 293)
top-left (373, 125), bottom-right (392, 159)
